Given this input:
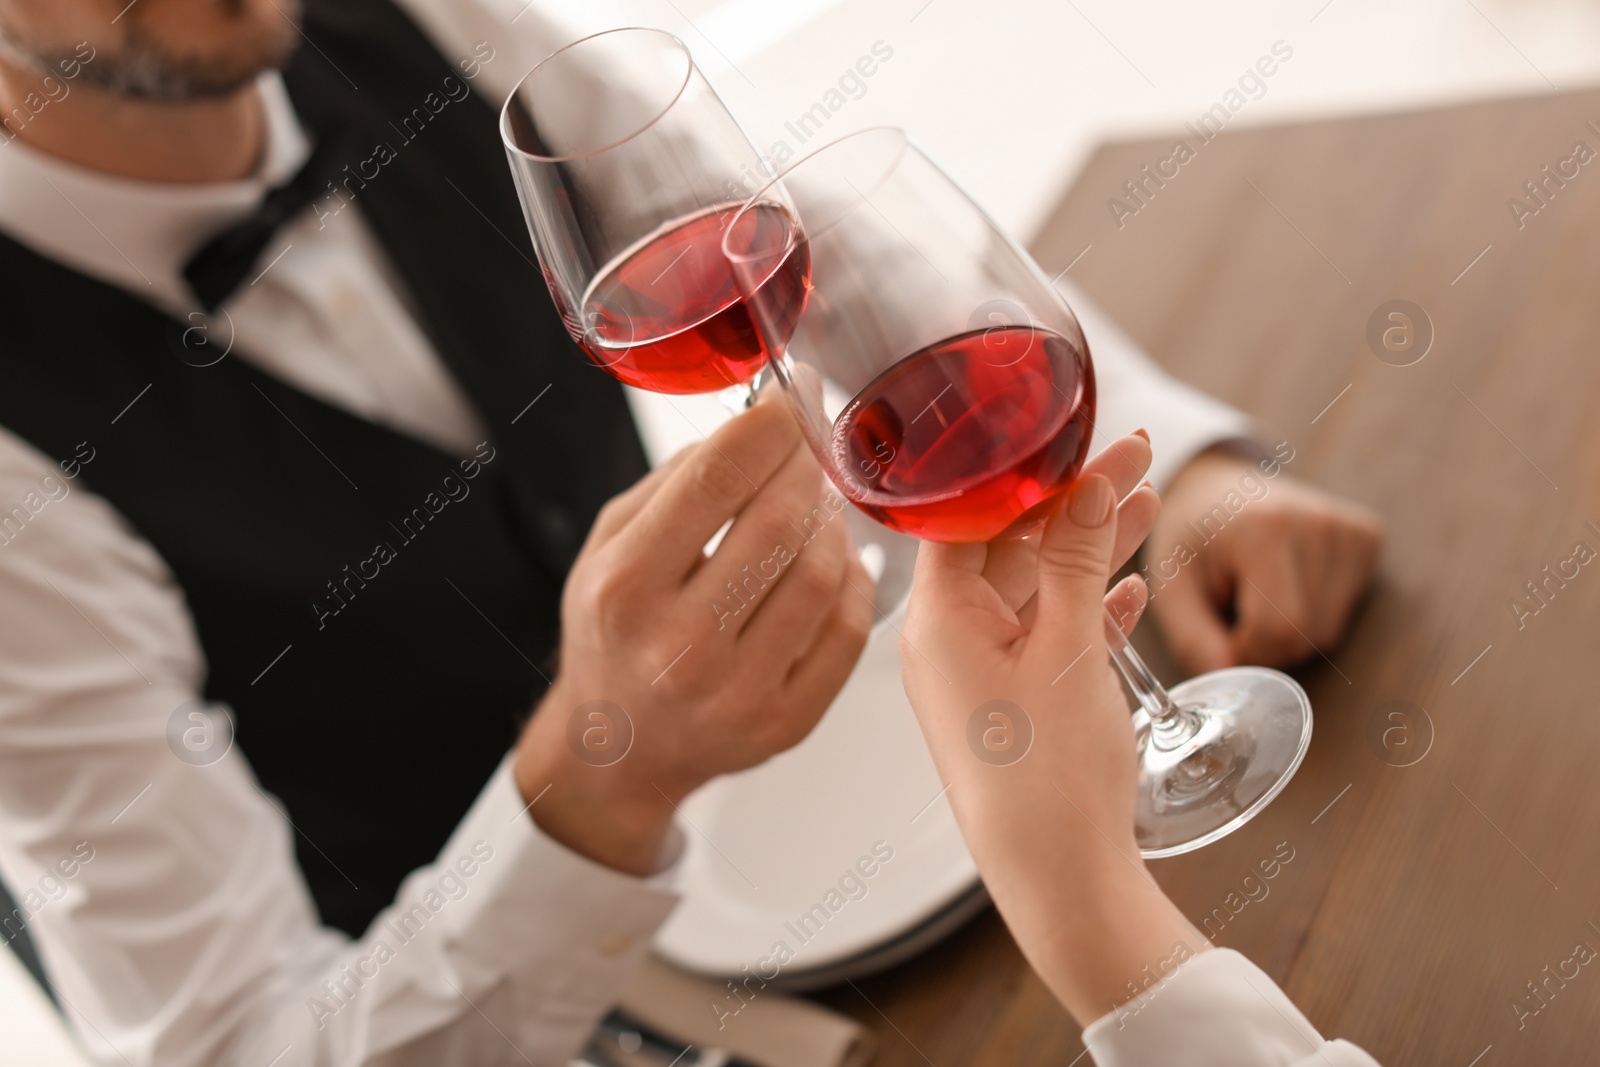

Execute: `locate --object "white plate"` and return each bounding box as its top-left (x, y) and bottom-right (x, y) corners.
top-left (652, 590), bottom-right (982, 979)
top-left (623, 387), bottom-right (983, 981)
top-left (766, 882), bottom-right (992, 993)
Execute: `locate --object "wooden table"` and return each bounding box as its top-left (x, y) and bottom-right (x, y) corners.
top-left (813, 87), bottom-right (1600, 1065)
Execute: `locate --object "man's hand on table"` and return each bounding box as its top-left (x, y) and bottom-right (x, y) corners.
top-left (513, 395), bottom-right (874, 876)
top-left (1147, 446), bottom-right (1384, 674)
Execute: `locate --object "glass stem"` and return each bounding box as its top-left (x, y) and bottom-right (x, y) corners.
top-left (1103, 606), bottom-right (1200, 751)
top-left (716, 368), bottom-right (765, 414)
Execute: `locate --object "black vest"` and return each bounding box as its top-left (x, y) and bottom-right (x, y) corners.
top-left (0, 0), bottom-right (646, 935)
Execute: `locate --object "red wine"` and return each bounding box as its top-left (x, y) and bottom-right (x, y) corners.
top-left (833, 326), bottom-right (1095, 543)
top-left (579, 202), bottom-right (809, 394)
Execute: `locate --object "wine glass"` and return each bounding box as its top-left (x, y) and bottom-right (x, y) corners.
top-left (722, 127), bottom-right (1312, 858)
top-left (499, 27), bottom-right (807, 405)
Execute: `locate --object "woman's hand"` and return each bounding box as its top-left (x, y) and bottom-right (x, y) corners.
top-left (901, 432), bottom-right (1207, 1025)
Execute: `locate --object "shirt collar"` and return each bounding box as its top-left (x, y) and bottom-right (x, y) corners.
top-left (0, 71), bottom-right (312, 315)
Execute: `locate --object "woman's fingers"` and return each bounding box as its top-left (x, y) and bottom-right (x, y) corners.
top-left (982, 536), bottom-right (1041, 615)
top-left (1110, 484), bottom-right (1160, 575)
top-left (982, 434), bottom-right (1156, 616)
top-left (1104, 574), bottom-right (1150, 637)
top-left (1080, 431), bottom-right (1153, 503)
top-left (1033, 474), bottom-right (1120, 647)
top-left (1016, 485), bottom-right (1157, 631)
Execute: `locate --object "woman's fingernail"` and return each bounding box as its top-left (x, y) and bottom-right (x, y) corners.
top-left (1133, 428), bottom-right (1150, 442)
top-left (1069, 475), bottom-right (1114, 528)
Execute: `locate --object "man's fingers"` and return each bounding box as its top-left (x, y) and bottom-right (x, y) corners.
top-left (585, 446), bottom-right (695, 550)
top-left (690, 446), bottom-right (838, 623)
top-left (1315, 512), bottom-right (1384, 646)
top-left (774, 555), bottom-right (876, 748)
top-left (616, 400), bottom-right (803, 582)
top-left (1151, 566), bottom-right (1235, 673)
top-left (735, 497), bottom-right (852, 647)
top-left (1231, 540), bottom-right (1317, 665)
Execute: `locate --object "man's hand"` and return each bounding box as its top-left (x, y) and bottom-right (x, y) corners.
top-left (1146, 446), bottom-right (1384, 674)
top-left (514, 397), bottom-right (874, 876)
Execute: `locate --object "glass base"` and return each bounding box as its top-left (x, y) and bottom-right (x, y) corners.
top-left (1133, 667), bottom-right (1313, 859)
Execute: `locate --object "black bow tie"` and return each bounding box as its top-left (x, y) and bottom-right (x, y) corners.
top-left (182, 132), bottom-right (348, 313)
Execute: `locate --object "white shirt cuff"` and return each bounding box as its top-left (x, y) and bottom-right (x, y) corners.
top-left (1082, 948), bottom-right (1382, 1067)
top-left (398, 754), bottom-right (682, 1061)
top-left (1056, 278), bottom-right (1258, 490)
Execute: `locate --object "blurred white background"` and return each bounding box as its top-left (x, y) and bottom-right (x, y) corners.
top-left (578, 0), bottom-right (1600, 239)
top-left (8, 0), bottom-right (1600, 1062)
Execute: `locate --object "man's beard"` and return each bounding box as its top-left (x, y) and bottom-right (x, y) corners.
top-left (8, 1), bottom-right (303, 102)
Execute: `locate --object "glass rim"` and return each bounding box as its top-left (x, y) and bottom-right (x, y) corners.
top-left (499, 26), bottom-right (694, 164)
top-left (721, 125), bottom-right (913, 266)
top-left (722, 125), bottom-right (1084, 339)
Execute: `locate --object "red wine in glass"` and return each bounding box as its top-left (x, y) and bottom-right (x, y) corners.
top-left (832, 325), bottom-right (1096, 543)
top-left (579, 202), bottom-right (810, 394)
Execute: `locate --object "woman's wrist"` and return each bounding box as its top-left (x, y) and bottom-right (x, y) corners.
top-left (1003, 852), bottom-right (1207, 1026)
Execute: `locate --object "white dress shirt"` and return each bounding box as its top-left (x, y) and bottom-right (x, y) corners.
top-left (0, 6), bottom-right (683, 1067)
top-left (0, 2), bottom-right (1369, 1066)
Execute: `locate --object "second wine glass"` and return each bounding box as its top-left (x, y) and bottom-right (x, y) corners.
top-left (723, 127), bottom-right (1312, 858)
